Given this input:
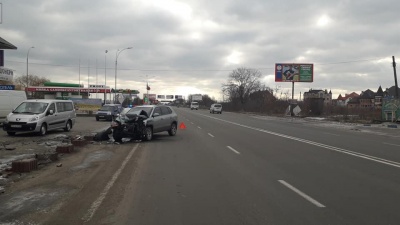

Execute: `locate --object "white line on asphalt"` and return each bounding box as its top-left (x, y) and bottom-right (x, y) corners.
top-left (383, 142), bottom-right (400, 147)
top-left (200, 114), bottom-right (400, 169)
top-left (82, 144), bottom-right (140, 222)
top-left (227, 146), bottom-right (240, 154)
top-left (278, 180), bottom-right (326, 208)
top-left (208, 133), bottom-right (215, 138)
top-left (191, 122), bottom-right (194, 125)
top-left (198, 126), bottom-right (202, 129)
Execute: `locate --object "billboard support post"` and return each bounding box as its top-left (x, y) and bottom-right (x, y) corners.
top-left (291, 81), bottom-right (295, 116)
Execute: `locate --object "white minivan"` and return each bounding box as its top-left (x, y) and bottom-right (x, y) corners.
top-left (0, 90), bottom-right (27, 124)
top-left (3, 99), bottom-right (76, 136)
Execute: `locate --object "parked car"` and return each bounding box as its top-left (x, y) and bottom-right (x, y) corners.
top-left (2, 99), bottom-right (76, 136)
top-left (114, 105), bottom-right (178, 141)
top-left (0, 90), bottom-right (27, 125)
top-left (96, 104), bottom-right (123, 121)
top-left (210, 104), bottom-right (222, 114)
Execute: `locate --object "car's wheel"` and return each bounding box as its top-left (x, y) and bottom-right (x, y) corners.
top-left (39, 124), bottom-right (47, 136)
top-left (113, 129), bottom-right (123, 142)
top-left (220, 111), bottom-right (222, 114)
top-left (7, 132), bottom-right (16, 136)
top-left (64, 120), bottom-right (72, 132)
top-left (143, 126), bottom-right (153, 141)
top-left (168, 123), bottom-right (177, 136)
top-left (96, 117), bottom-right (99, 121)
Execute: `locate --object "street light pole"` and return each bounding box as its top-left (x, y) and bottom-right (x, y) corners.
top-left (26, 46), bottom-right (34, 97)
top-left (105, 50), bottom-right (108, 104)
top-left (114, 47), bottom-right (132, 103)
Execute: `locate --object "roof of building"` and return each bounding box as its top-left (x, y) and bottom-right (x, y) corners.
top-left (0, 37), bottom-right (17, 49)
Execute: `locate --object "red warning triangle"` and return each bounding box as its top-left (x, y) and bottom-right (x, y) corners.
top-left (179, 122), bottom-right (187, 129)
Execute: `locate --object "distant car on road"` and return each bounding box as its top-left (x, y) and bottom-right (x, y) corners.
top-left (114, 105), bottom-right (178, 141)
top-left (96, 104), bottom-right (123, 121)
top-left (210, 104), bottom-right (222, 114)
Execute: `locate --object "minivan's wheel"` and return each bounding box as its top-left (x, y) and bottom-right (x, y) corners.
top-left (39, 124), bottom-right (47, 136)
top-left (7, 132), bottom-right (16, 136)
top-left (168, 123), bottom-right (177, 136)
top-left (143, 127), bottom-right (153, 141)
top-left (96, 117), bottom-right (99, 121)
top-left (113, 129), bottom-right (123, 142)
top-left (64, 120), bottom-right (72, 132)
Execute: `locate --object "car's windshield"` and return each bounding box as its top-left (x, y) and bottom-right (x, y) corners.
top-left (13, 102), bottom-right (48, 114)
top-left (127, 107), bottom-right (153, 117)
top-left (214, 104), bottom-right (221, 107)
top-left (191, 103), bottom-right (199, 106)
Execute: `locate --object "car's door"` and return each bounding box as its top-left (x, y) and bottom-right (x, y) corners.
top-left (160, 106), bottom-right (173, 131)
top-left (45, 103), bottom-right (58, 130)
top-left (151, 107), bottom-right (163, 132)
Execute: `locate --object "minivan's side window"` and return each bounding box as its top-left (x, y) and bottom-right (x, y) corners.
top-left (56, 102), bottom-right (65, 112)
top-left (64, 102), bottom-right (73, 111)
top-left (48, 103), bottom-right (56, 114)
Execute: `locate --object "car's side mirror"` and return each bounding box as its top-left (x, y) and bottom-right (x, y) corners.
top-left (153, 113), bottom-right (160, 117)
top-left (47, 109), bottom-right (54, 116)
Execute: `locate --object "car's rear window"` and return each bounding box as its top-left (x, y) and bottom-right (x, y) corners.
top-left (191, 103), bottom-right (199, 106)
top-left (214, 104), bottom-right (221, 107)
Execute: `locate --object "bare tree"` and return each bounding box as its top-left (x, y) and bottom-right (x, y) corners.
top-left (14, 75), bottom-right (50, 99)
top-left (222, 67), bottom-right (263, 107)
top-left (14, 74), bottom-right (49, 88)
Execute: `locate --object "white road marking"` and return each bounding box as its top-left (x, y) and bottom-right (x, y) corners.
top-left (383, 142), bottom-right (400, 147)
top-left (201, 114), bottom-right (400, 169)
top-left (191, 122), bottom-right (194, 125)
top-left (82, 144), bottom-right (139, 222)
top-left (278, 180), bottom-right (326, 208)
top-left (227, 146), bottom-right (240, 154)
top-left (208, 133), bottom-right (215, 138)
top-left (198, 126), bottom-right (202, 129)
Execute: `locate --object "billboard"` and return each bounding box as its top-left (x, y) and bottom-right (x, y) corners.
top-left (70, 98), bottom-right (102, 111)
top-left (275, 63), bottom-right (313, 82)
top-left (192, 94), bottom-right (202, 101)
top-left (0, 67), bottom-right (13, 81)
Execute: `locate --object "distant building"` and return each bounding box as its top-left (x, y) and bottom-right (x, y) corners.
top-left (345, 86), bottom-right (385, 109)
top-left (303, 89), bottom-right (332, 105)
top-left (336, 92), bottom-right (359, 106)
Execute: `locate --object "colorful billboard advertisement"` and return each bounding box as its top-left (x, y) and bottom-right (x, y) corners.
top-left (70, 98), bottom-right (102, 111)
top-left (275, 63), bottom-right (313, 82)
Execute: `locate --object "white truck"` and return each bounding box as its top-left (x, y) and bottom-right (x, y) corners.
top-left (190, 102), bottom-right (199, 110)
top-left (0, 90), bottom-right (27, 124)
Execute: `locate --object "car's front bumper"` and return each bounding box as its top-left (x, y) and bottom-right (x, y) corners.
top-left (3, 122), bottom-right (38, 132)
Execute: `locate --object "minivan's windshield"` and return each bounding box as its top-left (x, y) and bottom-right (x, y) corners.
top-left (191, 102), bottom-right (199, 106)
top-left (13, 102), bottom-right (49, 114)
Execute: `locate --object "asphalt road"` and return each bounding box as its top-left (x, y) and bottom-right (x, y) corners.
top-left (1, 108), bottom-right (400, 225)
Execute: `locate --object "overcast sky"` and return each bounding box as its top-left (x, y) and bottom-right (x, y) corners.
top-left (1, 0), bottom-right (400, 100)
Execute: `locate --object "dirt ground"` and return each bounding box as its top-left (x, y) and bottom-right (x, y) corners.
top-left (0, 116), bottom-right (112, 190)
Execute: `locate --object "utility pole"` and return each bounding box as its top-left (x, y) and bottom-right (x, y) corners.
top-left (392, 56), bottom-right (399, 99)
